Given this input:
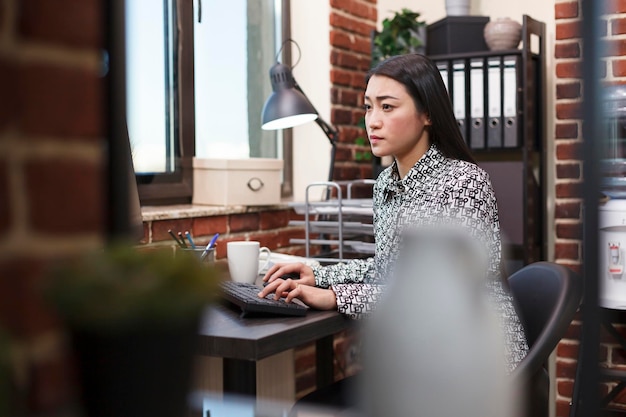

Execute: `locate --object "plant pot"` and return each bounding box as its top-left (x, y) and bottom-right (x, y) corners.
top-left (71, 317), bottom-right (201, 417)
top-left (445, 0), bottom-right (470, 16)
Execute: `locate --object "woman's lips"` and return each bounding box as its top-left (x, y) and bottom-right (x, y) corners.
top-left (369, 135), bottom-right (382, 144)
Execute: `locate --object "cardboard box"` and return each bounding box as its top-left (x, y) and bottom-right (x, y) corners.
top-left (192, 158), bottom-right (283, 206)
top-left (427, 16), bottom-right (490, 56)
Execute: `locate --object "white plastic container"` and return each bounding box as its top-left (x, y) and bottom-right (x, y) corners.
top-left (599, 199), bottom-right (626, 309)
top-left (192, 158), bottom-right (283, 206)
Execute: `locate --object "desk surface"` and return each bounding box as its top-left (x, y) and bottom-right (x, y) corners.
top-left (196, 302), bottom-right (351, 361)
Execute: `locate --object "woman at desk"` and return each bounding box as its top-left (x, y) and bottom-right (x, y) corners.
top-left (260, 54), bottom-right (528, 374)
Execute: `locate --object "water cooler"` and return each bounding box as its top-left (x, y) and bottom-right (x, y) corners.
top-left (600, 85), bottom-right (626, 309)
top-left (599, 200), bottom-right (626, 308)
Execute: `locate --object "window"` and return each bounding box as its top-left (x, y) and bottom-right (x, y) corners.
top-left (126, 0), bottom-right (292, 205)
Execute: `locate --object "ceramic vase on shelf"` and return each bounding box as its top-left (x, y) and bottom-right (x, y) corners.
top-left (445, 0), bottom-right (470, 16)
top-left (483, 17), bottom-right (523, 50)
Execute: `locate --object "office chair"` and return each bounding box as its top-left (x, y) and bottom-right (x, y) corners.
top-left (508, 261), bottom-right (583, 417)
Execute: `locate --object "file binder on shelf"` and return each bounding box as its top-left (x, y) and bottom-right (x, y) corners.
top-left (487, 57), bottom-right (503, 148)
top-left (469, 59), bottom-right (485, 149)
top-left (452, 61), bottom-right (467, 143)
top-left (503, 56), bottom-right (519, 148)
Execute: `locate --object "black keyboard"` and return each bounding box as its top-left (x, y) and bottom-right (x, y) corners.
top-left (219, 281), bottom-right (308, 317)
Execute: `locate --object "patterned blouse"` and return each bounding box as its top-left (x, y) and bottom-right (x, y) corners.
top-left (311, 144), bottom-right (529, 372)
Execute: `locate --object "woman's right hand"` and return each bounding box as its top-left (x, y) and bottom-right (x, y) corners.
top-left (262, 262), bottom-right (315, 287)
top-left (259, 262), bottom-right (337, 310)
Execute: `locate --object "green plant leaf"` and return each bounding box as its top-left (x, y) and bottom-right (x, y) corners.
top-left (371, 8), bottom-right (426, 66)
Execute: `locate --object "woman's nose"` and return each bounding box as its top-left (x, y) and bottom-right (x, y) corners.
top-left (367, 113), bottom-right (381, 130)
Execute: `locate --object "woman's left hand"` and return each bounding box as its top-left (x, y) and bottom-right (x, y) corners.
top-left (258, 278), bottom-right (338, 311)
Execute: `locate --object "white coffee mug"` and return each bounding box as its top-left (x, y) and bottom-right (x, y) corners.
top-left (227, 241), bottom-right (272, 284)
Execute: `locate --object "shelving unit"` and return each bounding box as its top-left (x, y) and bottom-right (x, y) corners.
top-left (426, 15), bottom-right (547, 272)
top-left (288, 180), bottom-right (374, 264)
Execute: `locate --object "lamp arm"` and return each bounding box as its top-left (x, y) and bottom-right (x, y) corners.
top-left (291, 74), bottom-right (338, 188)
top-left (292, 81), bottom-right (338, 147)
top-left (314, 117), bottom-right (338, 148)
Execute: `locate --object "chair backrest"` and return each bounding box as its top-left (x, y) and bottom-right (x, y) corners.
top-left (508, 261), bottom-right (582, 382)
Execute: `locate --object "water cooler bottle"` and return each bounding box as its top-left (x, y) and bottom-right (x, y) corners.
top-left (600, 85), bottom-right (626, 309)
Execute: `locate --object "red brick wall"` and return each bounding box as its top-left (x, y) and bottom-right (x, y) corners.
top-left (141, 208), bottom-right (307, 260)
top-left (0, 0), bottom-right (107, 414)
top-left (329, 0), bottom-right (377, 182)
top-left (554, 2), bottom-right (583, 415)
top-left (554, 1), bottom-right (626, 415)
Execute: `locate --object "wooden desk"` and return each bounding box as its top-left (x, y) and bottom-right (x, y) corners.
top-left (193, 302), bottom-right (351, 403)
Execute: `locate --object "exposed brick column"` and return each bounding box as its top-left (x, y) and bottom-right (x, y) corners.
top-left (553, 1), bottom-right (585, 415)
top-left (554, 0), bottom-right (626, 415)
top-left (329, 0), bottom-right (377, 181)
top-left (0, 0), bottom-right (107, 414)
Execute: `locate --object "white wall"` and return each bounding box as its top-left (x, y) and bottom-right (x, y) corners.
top-left (378, 0), bottom-right (446, 24)
top-left (290, 2), bottom-right (332, 202)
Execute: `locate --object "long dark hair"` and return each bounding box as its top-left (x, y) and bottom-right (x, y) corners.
top-left (366, 54), bottom-right (476, 164)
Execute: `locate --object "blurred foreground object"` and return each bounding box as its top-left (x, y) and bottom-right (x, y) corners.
top-left (44, 245), bottom-right (219, 417)
top-left (359, 228), bottom-right (517, 417)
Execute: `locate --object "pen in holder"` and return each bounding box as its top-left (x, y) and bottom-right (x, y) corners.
top-left (179, 247), bottom-right (216, 264)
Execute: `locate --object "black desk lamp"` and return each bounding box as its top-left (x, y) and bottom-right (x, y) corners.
top-left (261, 50), bottom-right (338, 185)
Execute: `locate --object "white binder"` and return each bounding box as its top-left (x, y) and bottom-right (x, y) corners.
top-left (470, 59), bottom-right (485, 149)
top-left (503, 57), bottom-right (519, 148)
top-left (487, 58), bottom-right (503, 148)
top-left (452, 61), bottom-right (467, 143)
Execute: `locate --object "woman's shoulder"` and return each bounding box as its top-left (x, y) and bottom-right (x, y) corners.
top-left (445, 158), bottom-right (491, 185)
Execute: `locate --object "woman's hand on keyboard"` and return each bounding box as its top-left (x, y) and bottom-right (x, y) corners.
top-left (259, 263), bottom-right (337, 310)
top-left (262, 262), bottom-right (315, 287)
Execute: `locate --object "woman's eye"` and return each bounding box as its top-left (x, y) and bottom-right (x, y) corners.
top-left (363, 104), bottom-right (371, 111)
top-left (382, 103), bottom-right (392, 110)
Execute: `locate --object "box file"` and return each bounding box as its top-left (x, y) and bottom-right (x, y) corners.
top-left (440, 57), bottom-right (520, 150)
top-left (503, 57), bottom-right (519, 148)
top-left (487, 58), bottom-right (503, 148)
top-left (452, 61), bottom-right (467, 143)
top-left (469, 59), bottom-right (485, 149)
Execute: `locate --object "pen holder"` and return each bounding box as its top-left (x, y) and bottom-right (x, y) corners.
top-left (179, 247), bottom-right (216, 264)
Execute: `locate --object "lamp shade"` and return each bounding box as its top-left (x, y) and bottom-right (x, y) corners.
top-left (261, 63), bottom-right (318, 130)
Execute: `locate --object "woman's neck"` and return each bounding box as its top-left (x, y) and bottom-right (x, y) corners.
top-left (395, 139), bottom-right (432, 179)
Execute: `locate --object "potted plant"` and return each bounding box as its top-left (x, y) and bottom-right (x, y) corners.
top-left (44, 244), bottom-right (219, 417)
top-left (371, 8), bottom-right (428, 66)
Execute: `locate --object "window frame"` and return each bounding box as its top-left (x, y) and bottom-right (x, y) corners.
top-left (135, 0), bottom-right (293, 205)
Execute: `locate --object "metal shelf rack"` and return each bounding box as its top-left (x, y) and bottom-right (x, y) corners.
top-left (288, 180), bottom-right (374, 264)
